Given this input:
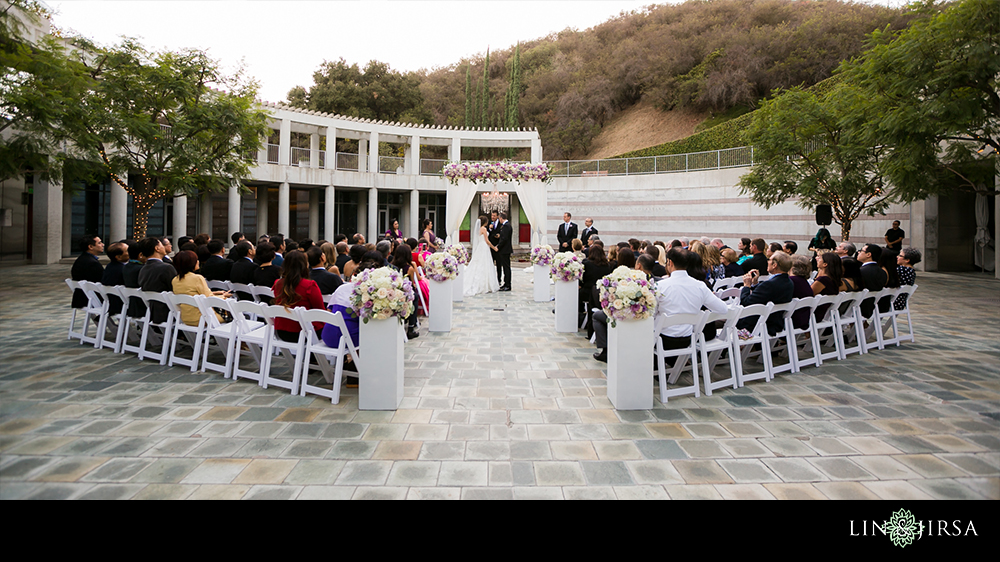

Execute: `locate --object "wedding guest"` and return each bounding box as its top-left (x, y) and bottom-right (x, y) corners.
top-left (101, 242), bottom-right (129, 314)
top-left (608, 245), bottom-right (619, 269)
top-left (253, 242), bottom-right (281, 304)
top-left (617, 248), bottom-right (636, 270)
top-left (811, 253), bottom-right (843, 297)
top-left (321, 256), bottom-right (383, 386)
top-left (390, 244), bottom-right (421, 340)
top-left (421, 219), bottom-right (438, 251)
top-left (736, 237), bottom-right (753, 265)
top-left (343, 244), bottom-right (367, 280)
top-left (572, 238), bottom-right (586, 259)
top-left (307, 246), bottom-right (343, 295)
top-left (645, 245), bottom-right (668, 277)
top-left (272, 250), bottom-right (325, 342)
top-left (385, 219), bottom-right (405, 245)
top-left (784, 241), bottom-right (798, 255)
top-left (789, 255), bottom-right (815, 330)
top-left (741, 238), bottom-right (768, 275)
top-left (334, 241), bottom-right (351, 273)
top-left (71, 234), bottom-right (104, 310)
top-left (581, 244), bottom-right (613, 335)
top-left (171, 250), bottom-right (226, 326)
top-left (721, 248), bottom-right (744, 279)
top-left (841, 255), bottom-right (863, 292)
top-left (895, 247), bottom-right (920, 310)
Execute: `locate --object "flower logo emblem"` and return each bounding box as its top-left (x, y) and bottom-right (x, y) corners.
top-left (887, 509), bottom-right (919, 548)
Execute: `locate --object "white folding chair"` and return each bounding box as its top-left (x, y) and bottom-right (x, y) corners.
top-left (297, 309), bottom-right (361, 404)
top-left (785, 296), bottom-right (821, 373)
top-left (65, 279), bottom-right (88, 342)
top-left (714, 276), bottom-right (743, 291)
top-left (764, 302), bottom-right (798, 377)
top-left (697, 307), bottom-right (741, 396)
top-left (252, 285), bottom-right (275, 305)
top-left (834, 291), bottom-right (867, 359)
top-left (810, 293), bottom-right (845, 366)
top-left (655, 312), bottom-right (708, 403)
top-left (119, 287), bottom-right (150, 357)
top-left (95, 284), bottom-right (130, 353)
top-left (734, 302), bottom-right (774, 386)
top-left (135, 291), bottom-right (175, 364)
top-left (225, 299), bottom-right (270, 383)
top-left (75, 281), bottom-right (108, 348)
top-left (885, 285), bottom-right (917, 345)
top-left (165, 293), bottom-right (207, 372)
top-left (207, 280), bottom-right (231, 292)
top-left (258, 304), bottom-right (307, 394)
top-left (866, 287), bottom-right (900, 351)
top-left (230, 282), bottom-right (256, 302)
top-left (415, 268), bottom-right (429, 316)
top-left (715, 287), bottom-right (741, 302)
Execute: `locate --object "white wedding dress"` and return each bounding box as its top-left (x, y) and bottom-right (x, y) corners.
top-left (464, 220), bottom-right (500, 296)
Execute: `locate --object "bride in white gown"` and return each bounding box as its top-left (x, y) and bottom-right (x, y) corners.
top-left (464, 215), bottom-right (501, 296)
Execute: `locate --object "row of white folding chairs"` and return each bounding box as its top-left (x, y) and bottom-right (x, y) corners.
top-left (203, 280), bottom-right (275, 303)
top-left (653, 284), bottom-right (918, 403)
top-left (65, 280), bottom-right (362, 404)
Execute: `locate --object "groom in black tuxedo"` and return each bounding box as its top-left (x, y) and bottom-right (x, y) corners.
top-left (487, 210), bottom-right (500, 266)
top-left (495, 212), bottom-right (513, 291)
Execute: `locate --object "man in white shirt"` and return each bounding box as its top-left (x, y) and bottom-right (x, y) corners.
top-left (651, 248), bottom-right (728, 363)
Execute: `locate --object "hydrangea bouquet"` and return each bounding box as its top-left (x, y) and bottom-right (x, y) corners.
top-left (442, 161), bottom-right (552, 185)
top-left (423, 252), bottom-right (459, 282)
top-left (550, 252), bottom-right (584, 283)
top-left (530, 245), bottom-right (554, 266)
top-left (351, 266), bottom-right (415, 324)
top-left (598, 266), bottom-right (658, 327)
top-left (445, 244), bottom-right (469, 266)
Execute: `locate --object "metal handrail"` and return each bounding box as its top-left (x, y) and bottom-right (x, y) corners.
top-left (336, 152), bottom-right (358, 171)
top-left (379, 156), bottom-right (405, 173)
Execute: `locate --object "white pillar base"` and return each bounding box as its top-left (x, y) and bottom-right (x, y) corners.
top-left (554, 280), bottom-right (578, 333)
top-left (358, 318), bottom-right (404, 410)
top-left (607, 317), bottom-right (655, 410)
top-left (453, 264), bottom-right (465, 302)
top-left (429, 279), bottom-right (453, 332)
top-left (533, 266), bottom-right (550, 302)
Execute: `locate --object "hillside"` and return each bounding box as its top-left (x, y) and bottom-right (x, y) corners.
top-left (584, 102), bottom-right (708, 160)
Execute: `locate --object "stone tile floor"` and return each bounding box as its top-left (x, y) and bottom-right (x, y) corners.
top-left (0, 264), bottom-right (997, 500)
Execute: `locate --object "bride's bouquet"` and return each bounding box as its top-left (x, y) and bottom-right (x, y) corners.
top-left (351, 266), bottom-right (415, 324)
top-left (598, 266), bottom-right (658, 327)
top-left (550, 252), bottom-right (584, 283)
top-left (445, 244), bottom-right (469, 266)
top-left (423, 253), bottom-right (460, 282)
top-left (530, 245), bottom-right (554, 266)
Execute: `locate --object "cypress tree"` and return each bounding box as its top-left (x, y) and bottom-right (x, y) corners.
top-left (464, 64), bottom-right (471, 128)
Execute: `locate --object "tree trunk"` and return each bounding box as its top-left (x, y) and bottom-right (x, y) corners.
top-left (132, 195), bottom-right (157, 240)
top-left (839, 217), bottom-right (852, 241)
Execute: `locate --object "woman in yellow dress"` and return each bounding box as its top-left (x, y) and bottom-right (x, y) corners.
top-left (171, 250), bottom-right (228, 326)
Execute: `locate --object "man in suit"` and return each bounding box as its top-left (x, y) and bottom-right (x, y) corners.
top-left (137, 236), bottom-right (177, 324)
top-left (101, 242), bottom-right (129, 314)
top-left (71, 235), bottom-right (104, 309)
top-left (270, 234), bottom-right (285, 267)
top-left (200, 239), bottom-right (234, 282)
top-left (580, 218), bottom-right (598, 248)
top-left (495, 212), bottom-right (513, 291)
top-left (226, 231), bottom-right (245, 261)
top-left (737, 250), bottom-right (794, 335)
top-left (487, 210), bottom-right (501, 265)
top-left (740, 238), bottom-right (769, 276)
top-left (229, 241), bottom-right (257, 300)
top-left (123, 242), bottom-right (146, 318)
top-left (557, 212), bottom-right (578, 253)
top-left (857, 243), bottom-right (887, 318)
top-left (307, 246), bottom-right (343, 295)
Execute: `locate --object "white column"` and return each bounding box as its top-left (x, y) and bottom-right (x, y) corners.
top-left (173, 193), bottom-right (188, 244)
top-left (368, 186), bottom-right (378, 242)
top-left (228, 185), bottom-right (241, 240)
top-left (31, 169), bottom-right (63, 264)
top-left (309, 188), bottom-right (320, 241)
top-left (310, 132), bottom-right (320, 169)
top-left (449, 137), bottom-right (461, 162)
top-left (279, 118), bottom-right (291, 166)
top-left (407, 134), bottom-right (420, 175)
top-left (996, 173), bottom-right (999, 280)
top-left (325, 184), bottom-right (336, 241)
top-left (368, 131), bottom-right (380, 174)
top-left (530, 138), bottom-right (542, 163)
top-left (110, 182), bottom-right (127, 243)
top-left (409, 189), bottom-right (420, 239)
top-left (357, 193), bottom-right (366, 239)
top-left (257, 186), bottom-right (269, 237)
top-left (278, 182), bottom-right (290, 236)
top-left (62, 188), bottom-right (72, 257)
top-left (199, 192), bottom-right (212, 235)
top-left (325, 126), bottom-right (337, 169)
top-left (358, 138), bottom-right (368, 173)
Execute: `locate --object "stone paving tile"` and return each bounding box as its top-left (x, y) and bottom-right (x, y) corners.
top-left (2, 267), bottom-right (997, 499)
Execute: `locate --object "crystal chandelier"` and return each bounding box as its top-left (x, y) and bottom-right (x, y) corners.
top-left (480, 185), bottom-right (510, 215)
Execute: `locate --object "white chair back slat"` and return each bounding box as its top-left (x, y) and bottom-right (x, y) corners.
top-left (655, 311), bottom-right (708, 403)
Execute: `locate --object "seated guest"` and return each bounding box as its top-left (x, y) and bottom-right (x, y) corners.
top-left (784, 241), bottom-right (798, 255)
top-left (307, 246), bottom-right (343, 295)
top-left (581, 245), bottom-right (614, 334)
top-left (878, 251), bottom-right (900, 314)
top-left (736, 237), bottom-right (753, 265)
top-left (229, 241), bottom-right (257, 300)
top-left (616, 248), bottom-right (636, 270)
top-left (298, 239), bottom-right (314, 253)
top-left (334, 241), bottom-right (351, 273)
top-left (252, 242), bottom-right (281, 304)
top-left (635, 254), bottom-right (661, 283)
top-left (811, 252), bottom-right (843, 321)
top-left (647, 248), bottom-right (726, 364)
top-left (137, 236), bottom-right (177, 324)
top-left (226, 231), bottom-right (245, 260)
top-left (835, 241), bottom-right (856, 259)
top-left (171, 250), bottom-right (227, 326)
top-left (720, 248), bottom-right (744, 279)
top-left (895, 247), bottom-right (921, 310)
top-left (343, 243), bottom-right (367, 280)
top-left (690, 241), bottom-right (723, 285)
top-left (101, 242), bottom-right (129, 315)
top-left (857, 243), bottom-right (887, 318)
top-left (738, 250), bottom-right (793, 335)
top-left (123, 242), bottom-right (146, 318)
top-left (766, 242), bottom-right (783, 259)
top-left (160, 237), bottom-right (174, 264)
top-left (654, 244), bottom-right (668, 267)
top-left (200, 239), bottom-right (234, 282)
top-left (645, 246), bottom-right (668, 278)
top-left (607, 245), bottom-right (619, 269)
top-left (376, 240), bottom-right (393, 265)
top-left (320, 242), bottom-right (341, 275)
top-left (271, 250), bottom-right (325, 342)
top-left (285, 240), bottom-right (299, 254)
top-left (390, 244), bottom-right (421, 340)
top-left (741, 238), bottom-right (768, 276)
top-left (789, 255), bottom-right (815, 330)
top-left (270, 235), bottom-right (286, 267)
top-left (572, 238), bottom-right (586, 259)
top-left (72, 234), bottom-right (105, 310)
top-left (841, 257), bottom-right (863, 292)
top-left (322, 255), bottom-right (383, 385)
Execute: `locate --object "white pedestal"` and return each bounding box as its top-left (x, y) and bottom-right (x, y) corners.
top-left (533, 265), bottom-right (550, 302)
top-left (607, 317), bottom-right (655, 410)
top-left (453, 264), bottom-right (464, 302)
top-left (554, 279), bottom-right (578, 333)
top-left (358, 318), bottom-right (404, 410)
top-left (429, 279), bottom-right (453, 332)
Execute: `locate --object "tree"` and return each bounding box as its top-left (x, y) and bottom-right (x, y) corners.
top-left (288, 59), bottom-right (431, 124)
top-left (83, 39), bottom-right (271, 239)
top-left (841, 0), bottom-right (999, 198)
top-left (738, 83), bottom-right (894, 240)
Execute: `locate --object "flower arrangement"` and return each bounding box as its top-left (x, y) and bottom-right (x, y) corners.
top-left (423, 252), bottom-right (459, 282)
top-left (445, 244), bottom-right (469, 266)
top-left (351, 266), bottom-right (415, 324)
top-left (598, 266), bottom-right (658, 327)
top-left (443, 160), bottom-right (552, 186)
top-left (550, 252), bottom-right (584, 283)
top-left (530, 245), bottom-right (554, 266)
